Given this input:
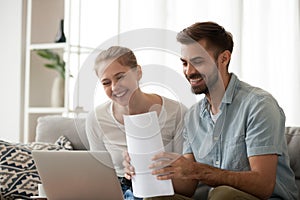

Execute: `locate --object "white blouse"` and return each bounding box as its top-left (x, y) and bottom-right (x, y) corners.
top-left (85, 96), bottom-right (187, 177)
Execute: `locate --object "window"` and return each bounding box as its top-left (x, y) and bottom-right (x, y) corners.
top-left (71, 0), bottom-right (300, 125)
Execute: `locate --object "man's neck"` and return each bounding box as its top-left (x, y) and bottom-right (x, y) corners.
top-left (206, 73), bottom-right (231, 115)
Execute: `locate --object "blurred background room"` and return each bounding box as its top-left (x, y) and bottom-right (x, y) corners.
top-left (0, 0), bottom-right (299, 142)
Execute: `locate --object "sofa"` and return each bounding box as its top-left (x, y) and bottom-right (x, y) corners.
top-left (33, 115), bottom-right (300, 199)
top-left (0, 115), bottom-right (300, 200)
top-left (0, 116), bottom-right (75, 199)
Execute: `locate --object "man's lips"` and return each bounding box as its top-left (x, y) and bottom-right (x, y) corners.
top-left (188, 74), bottom-right (204, 86)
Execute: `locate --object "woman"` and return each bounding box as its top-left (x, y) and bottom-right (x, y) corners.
top-left (86, 46), bottom-right (186, 200)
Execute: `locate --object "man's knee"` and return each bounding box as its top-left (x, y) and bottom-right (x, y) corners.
top-left (208, 186), bottom-right (259, 200)
top-left (144, 194), bottom-right (192, 200)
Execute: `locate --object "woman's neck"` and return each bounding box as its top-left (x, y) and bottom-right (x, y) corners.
top-left (112, 90), bottom-right (162, 124)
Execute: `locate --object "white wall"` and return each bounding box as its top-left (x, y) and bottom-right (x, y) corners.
top-left (0, 0), bottom-right (24, 142)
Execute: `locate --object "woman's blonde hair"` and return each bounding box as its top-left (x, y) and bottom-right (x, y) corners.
top-left (94, 46), bottom-right (137, 75)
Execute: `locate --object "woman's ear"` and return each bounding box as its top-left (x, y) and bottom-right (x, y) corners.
top-left (136, 65), bottom-right (142, 80)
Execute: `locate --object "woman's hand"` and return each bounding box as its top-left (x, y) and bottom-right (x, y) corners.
top-left (122, 151), bottom-right (135, 180)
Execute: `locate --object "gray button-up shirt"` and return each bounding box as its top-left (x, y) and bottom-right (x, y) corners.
top-left (183, 73), bottom-right (298, 199)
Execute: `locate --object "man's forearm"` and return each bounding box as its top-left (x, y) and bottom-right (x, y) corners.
top-left (191, 162), bottom-right (275, 199)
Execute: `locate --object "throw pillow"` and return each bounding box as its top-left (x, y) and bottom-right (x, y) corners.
top-left (0, 140), bottom-right (40, 200)
top-left (28, 136), bottom-right (73, 151)
top-left (0, 136), bottom-right (73, 200)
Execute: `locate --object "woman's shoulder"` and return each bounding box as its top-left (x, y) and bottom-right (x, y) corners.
top-left (94, 100), bottom-right (111, 111)
top-left (86, 100), bottom-right (110, 114)
top-left (161, 96), bottom-right (188, 113)
top-left (88, 101), bottom-right (112, 120)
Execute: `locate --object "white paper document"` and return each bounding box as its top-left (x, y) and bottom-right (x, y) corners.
top-left (124, 111), bottom-right (174, 198)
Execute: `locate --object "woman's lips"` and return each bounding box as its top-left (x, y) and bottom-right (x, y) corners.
top-left (113, 90), bottom-right (127, 98)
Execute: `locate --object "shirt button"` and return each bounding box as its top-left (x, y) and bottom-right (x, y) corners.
top-left (214, 136), bottom-right (218, 141)
top-left (215, 160), bottom-right (220, 165)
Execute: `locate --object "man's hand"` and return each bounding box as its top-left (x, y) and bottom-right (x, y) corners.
top-left (122, 151), bottom-right (135, 180)
top-left (149, 152), bottom-right (195, 180)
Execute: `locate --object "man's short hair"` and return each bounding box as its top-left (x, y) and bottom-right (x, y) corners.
top-left (176, 21), bottom-right (234, 59)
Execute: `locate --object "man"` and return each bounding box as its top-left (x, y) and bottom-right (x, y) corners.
top-left (124, 22), bottom-right (298, 200)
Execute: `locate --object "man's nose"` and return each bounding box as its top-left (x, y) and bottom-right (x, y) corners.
top-left (185, 63), bottom-right (197, 75)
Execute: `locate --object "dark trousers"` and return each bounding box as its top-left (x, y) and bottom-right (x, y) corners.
top-left (118, 177), bottom-right (142, 200)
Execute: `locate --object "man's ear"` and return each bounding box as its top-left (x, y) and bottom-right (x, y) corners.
top-left (219, 50), bottom-right (231, 67)
top-left (136, 65), bottom-right (142, 80)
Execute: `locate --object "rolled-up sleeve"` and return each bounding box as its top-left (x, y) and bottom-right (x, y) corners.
top-left (245, 95), bottom-right (286, 157)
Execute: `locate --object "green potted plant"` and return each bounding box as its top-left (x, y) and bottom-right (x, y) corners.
top-left (35, 49), bottom-right (66, 79)
top-left (35, 49), bottom-right (66, 107)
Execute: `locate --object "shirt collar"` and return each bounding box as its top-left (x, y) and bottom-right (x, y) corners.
top-left (199, 73), bottom-right (239, 118)
top-left (199, 97), bottom-right (209, 118)
top-left (222, 73), bottom-right (238, 104)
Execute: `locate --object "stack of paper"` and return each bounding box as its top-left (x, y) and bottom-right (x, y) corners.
top-left (124, 111), bottom-right (174, 198)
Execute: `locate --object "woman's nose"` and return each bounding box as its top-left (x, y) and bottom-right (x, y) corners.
top-left (111, 79), bottom-right (121, 92)
top-left (111, 80), bottom-right (117, 91)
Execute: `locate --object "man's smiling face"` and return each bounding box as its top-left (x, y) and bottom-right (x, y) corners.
top-left (180, 40), bottom-right (219, 95)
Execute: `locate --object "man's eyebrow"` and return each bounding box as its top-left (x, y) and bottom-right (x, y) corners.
top-left (190, 57), bottom-right (204, 62)
top-left (180, 57), bottom-right (204, 63)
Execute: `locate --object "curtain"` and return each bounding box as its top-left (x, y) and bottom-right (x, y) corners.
top-left (74, 0), bottom-right (300, 125)
top-left (119, 0), bottom-right (300, 125)
top-left (240, 0), bottom-right (300, 126)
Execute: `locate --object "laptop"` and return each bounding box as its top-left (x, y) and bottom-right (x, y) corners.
top-left (32, 150), bottom-right (123, 200)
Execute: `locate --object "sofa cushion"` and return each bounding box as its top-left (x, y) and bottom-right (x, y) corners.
top-left (35, 115), bottom-right (89, 150)
top-left (0, 137), bottom-right (73, 199)
top-left (285, 127), bottom-right (300, 179)
top-left (285, 127), bottom-right (300, 200)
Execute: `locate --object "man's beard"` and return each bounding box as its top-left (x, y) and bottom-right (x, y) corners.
top-left (191, 84), bottom-right (209, 95)
top-left (188, 68), bottom-right (219, 95)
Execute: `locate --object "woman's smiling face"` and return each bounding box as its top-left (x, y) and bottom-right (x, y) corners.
top-left (99, 60), bottom-right (140, 106)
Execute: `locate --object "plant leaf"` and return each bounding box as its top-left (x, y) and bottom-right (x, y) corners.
top-left (35, 49), bottom-right (66, 79)
top-left (44, 64), bottom-right (56, 69)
